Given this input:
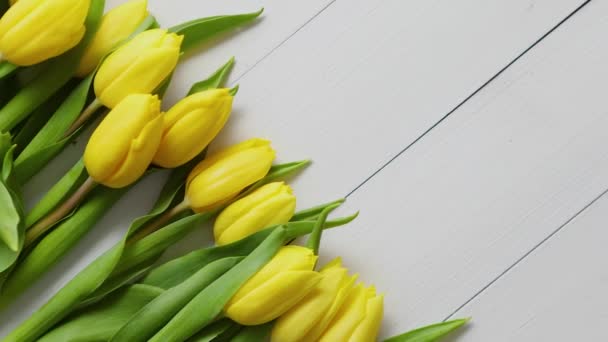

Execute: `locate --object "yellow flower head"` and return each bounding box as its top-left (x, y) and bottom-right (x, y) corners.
top-left (214, 181), bottom-right (296, 245)
top-left (84, 93), bottom-right (163, 188)
top-left (185, 138), bottom-right (275, 212)
top-left (225, 246), bottom-right (321, 325)
top-left (94, 28), bottom-right (182, 108)
top-left (0, 0), bottom-right (90, 66)
top-left (319, 282), bottom-right (384, 342)
top-left (271, 258), bottom-right (357, 342)
top-left (76, 0), bottom-right (149, 76)
top-left (153, 88), bottom-right (233, 168)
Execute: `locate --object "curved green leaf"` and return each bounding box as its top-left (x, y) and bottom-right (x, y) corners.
top-left (0, 186), bottom-right (129, 307)
top-left (0, 181), bottom-right (20, 252)
top-left (38, 284), bottom-right (164, 342)
top-left (170, 9), bottom-right (263, 53)
top-left (111, 257), bottom-right (242, 342)
top-left (3, 164), bottom-right (198, 342)
top-left (0, 0), bottom-right (105, 132)
top-left (149, 227), bottom-right (286, 342)
top-left (15, 75), bottom-right (94, 183)
top-left (384, 318), bottom-right (471, 342)
top-left (188, 57), bottom-right (235, 95)
top-left (141, 214), bottom-right (357, 289)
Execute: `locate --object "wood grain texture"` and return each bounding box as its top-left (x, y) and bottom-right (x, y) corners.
top-left (0, 0), bottom-right (596, 339)
top-left (451, 190), bottom-right (608, 341)
top-left (317, 0), bottom-right (607, 338)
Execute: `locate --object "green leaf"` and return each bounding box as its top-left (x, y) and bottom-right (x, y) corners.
top-left (0, 62), bottom-right (17, 82)
top-left (12, 80), bottom-right (77, 155)
top-left (292, 198), bottom-right (345, 221)
top-left (384, 318), bottom-right (471, 342)
top-left (306, 203), bottom-right (340, 255)
top-left (0, 180), bottom-right (21, 253)
top-left (188, 319), bottom-right (239, 342)
top-left (14, 75), bottom-right (95, 183)
top-left (3, 165), bottom-right (199, 342)
top-left (170, 9), bottom-right (264, 53)
top-left (38, 284), bottom-right (164, 342)
top-left (149, 227), bottom-right (287, 342)
top-left (0, 186), bottom-right (129, 307)
top-left (0, 0), bottom-right (105, 132)
top-left (111, 257), bottom-right (242, 342)
top-left (141, 214), bottom-right (357, 289)
top-left (24, 160), bottom-right (88, 228)
top-left (188, 57), bottom-right (235, 95)
top-left (230, 323), bottom-right (273, 342)
top-left (239, 160), bottom-right (311, 199)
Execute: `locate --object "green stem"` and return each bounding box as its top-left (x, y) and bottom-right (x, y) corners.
top-left (25, 176), bottom-right (98, 247)
top-left (63, 98), bottom-right (103, 137)
top-left (127, 200), bottom-right (192, 243)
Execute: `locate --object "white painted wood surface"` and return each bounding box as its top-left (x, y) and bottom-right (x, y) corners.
top-left (1, 0), bottom-right (606, 340)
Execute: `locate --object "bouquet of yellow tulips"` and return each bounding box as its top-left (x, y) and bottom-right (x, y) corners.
top-left (0, 0), bottom-right (470, 341)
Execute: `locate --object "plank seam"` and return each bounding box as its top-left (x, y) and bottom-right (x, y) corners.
top-left (344, 0), bottom-right (593, 199)
top-left (229, 0), bottom-right (338, 85)
top-left (443, 184), bottom-right (608, 321)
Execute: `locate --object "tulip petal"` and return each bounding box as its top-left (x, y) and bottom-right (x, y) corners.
top-left (271, 267), bottom-right (349, 342)
top-left (226, 270), bottom-right (321, 326)
top-left (349, 294), bottom-right (384, 342)
top-left (319, 284), bottom-right (368, 342)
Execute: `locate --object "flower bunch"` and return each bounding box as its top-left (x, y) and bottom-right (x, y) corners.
top-left (0, 1), bottom-right (471, 341)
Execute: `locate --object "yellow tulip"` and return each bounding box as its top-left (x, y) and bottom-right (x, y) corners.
top-left (76, 0), bottom-right (149, 76)
top-left (271, 258), bottom-right (357, 342)
top-left (225, 246), bottom-right (321, 325)
top-left (153, 88), bottom-right (233, 168)
top-left (319, 283), bottom-right (384, 342)
top-left (94, 29), bottom-right (182, 108)
top-left (214, 181), bottom-right (296, 245)
top-left (0, 0), bottom-right (90, 66)
top-left (84, 93), bottom-right (163, 188)
top-left (185, 138), bottom-right (275, 212)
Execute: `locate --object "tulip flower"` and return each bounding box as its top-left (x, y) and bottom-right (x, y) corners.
top-left (271, 258), bottom-right (357, 342)
top-left (84, 93), bottom-right (163, 188)
top-left (0, 0), bottom-right (90, 66)
top-left (76, 0), bottom-right (149, 76)
top-left (185, 138), bottom-right (275, 212)
top-left (319, 283), bottom-right (384, 342)
top-left (214, 181), bottom-right (296, 245)
top-left (224, 246), bottom-right (322, 325)
top-left (153, 88), bottom-right (233, 168)
top-left (94, 29), bottom-right (182, 108)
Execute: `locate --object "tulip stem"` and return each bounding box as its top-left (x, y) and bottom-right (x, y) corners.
top-left (63, 98), bottom-right (103, 137)
top-left (128, 200), bottom-right (192, 243)
top-left (25, 177), bottom-right (98, 247)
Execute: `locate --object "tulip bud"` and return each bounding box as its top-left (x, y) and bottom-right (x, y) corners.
top-left (76, 0), bottom-right (149, 76)
top-left (84, 93), bottom-right (163, 188)
top-left (185, 138), bottom-right (275, 212)
top-left (271, 258), bottom-right (357, 342)
top-left (214, 182), bottom-right (296, 245)
top-left (153, 89), bottom-right (233, 168)
top-left (319, 283), bottom-right (384, 342)
top-left (225, 246), bottom-right (321, 325)
top-left (94, 29), bottom-right (182, 108)
top-left (0, 0), bottom-right (90, 66)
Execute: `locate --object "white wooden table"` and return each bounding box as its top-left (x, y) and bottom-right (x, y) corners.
top-left (2, 0), bottom-right (606, 340)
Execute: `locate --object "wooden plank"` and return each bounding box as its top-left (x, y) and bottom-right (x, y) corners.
top-left (0, 0), bottom-right (588, 336)
top-left (314, 1), bottom-right (608, 337)
top-left (451, 191), bottom-right (608, 341)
